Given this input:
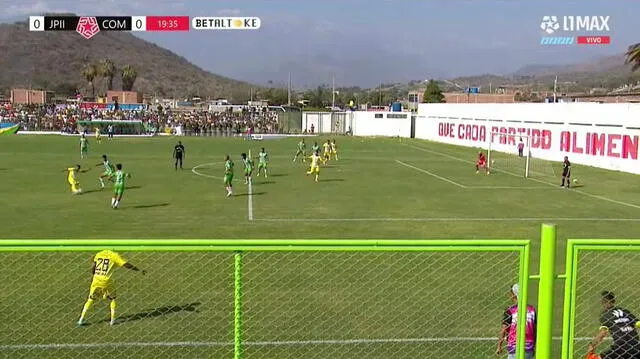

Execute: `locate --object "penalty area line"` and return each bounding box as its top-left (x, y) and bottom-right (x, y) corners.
top-left (467, 186), bottom-right (548, 190)
top-left (254, 217), bottom-right (640, 222)
top-left (404, 143), bottom-right (640, 210)
top-left (0, 336), bottom-right (598, 351)
top-left (395, 159), bottom-right (467, 188)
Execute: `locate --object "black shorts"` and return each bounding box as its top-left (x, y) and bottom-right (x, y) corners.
top-left (602, 344), bottom-right (640, 359)
top-left (562, 171), bottom-right (570, 177)
top-left (176, 155), bottom-right (183, 160)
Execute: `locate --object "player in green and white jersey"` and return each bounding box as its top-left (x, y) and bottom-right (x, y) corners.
top-left (80, 134), bottom-right (89, 159)
top-left (311, 142), bottom-right (320, 155)
top-left (293, 139), bottom-right (306, 162)
top-left (241, 153), bottom-right (253, 185)
top-left (96, 154), bottom-right (115, 189)
top-left (224, 155), bottom-right (234, 197)
top-left (257, 147), bottom-right (269, 178)
top-left (109, 163), bottom-right (131, 209)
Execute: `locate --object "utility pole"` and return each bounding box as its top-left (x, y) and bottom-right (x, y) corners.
top-left (287, 72), bottom-right (291, 106)
top-left (332, 75), bottom-right (337, 110)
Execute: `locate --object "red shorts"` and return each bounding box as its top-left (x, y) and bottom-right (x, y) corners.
top-left (477, 161), bottom-right (486, 167)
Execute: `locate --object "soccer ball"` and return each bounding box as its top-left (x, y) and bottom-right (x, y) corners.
top-left (572, 178), bottom-right (579, 184)
top-left (491, 160), bottom-right (495, 165)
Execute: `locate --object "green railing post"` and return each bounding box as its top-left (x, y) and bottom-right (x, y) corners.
top-left (234, 251), bottom-right (243, 359)
top-left (516, 242), bottom-right (531, 359)
top-left (537, 224), bottom-right (557, 359)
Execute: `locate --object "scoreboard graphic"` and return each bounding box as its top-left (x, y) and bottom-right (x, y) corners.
top-left (29, 15), bottom-right (261, 39)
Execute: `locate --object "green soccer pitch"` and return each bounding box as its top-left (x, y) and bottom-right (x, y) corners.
top-left (0, 134), bottom-right (639, 359)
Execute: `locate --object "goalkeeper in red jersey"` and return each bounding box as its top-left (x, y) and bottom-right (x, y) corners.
top-left (476, 151), bottom-right (490, 175)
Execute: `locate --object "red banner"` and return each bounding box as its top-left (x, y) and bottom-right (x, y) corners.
top-left (79, 102), bottom-right (107, 110)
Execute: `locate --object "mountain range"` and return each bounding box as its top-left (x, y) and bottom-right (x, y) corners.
top-left (0, 18), bottom-right (254, 100)
top-left (0, 17), bottom-right (636, 99)
top-left (446, 53), bottom-right (638, 93)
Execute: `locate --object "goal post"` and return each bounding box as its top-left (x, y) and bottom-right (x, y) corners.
top-left (488, 132), bottom-right (556, 179)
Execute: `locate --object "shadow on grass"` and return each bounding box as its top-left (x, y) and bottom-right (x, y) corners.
top-left (269, 174), bottom-right (288, 177)
top-left (236, 192), bottom-right (266, 197)
top-left (83, 185), bottom-right (143, 195)
top-left (82, 189), bottom-right (103, 194)
top-left (90, 302), bottom-right (202, 326)
top-left (255, 181), bottom-right (275, 185)
top-left (130, 203), bottom-right (170, 209)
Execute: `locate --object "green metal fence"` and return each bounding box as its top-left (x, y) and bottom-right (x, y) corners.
top-left (562, 239), bottom-right (640, 359)
top-left (0, 239), bottom-right (532, 359)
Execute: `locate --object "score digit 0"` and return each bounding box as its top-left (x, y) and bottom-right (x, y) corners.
top-left (29, 16), bottom-right (45, 31)
top-left (131, 16), bottom-right (146, 32)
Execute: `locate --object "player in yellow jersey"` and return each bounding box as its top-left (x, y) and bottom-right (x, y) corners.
top-left (306, 150), bottom-right (321, 182)
top-left (322, 140), bottom-right (331, 163)
top-left (63, 165), bottom-right (88, 194)
top-left (330, 139), bottom-right (338, 160)
top-left (78, 250), bottom-right (146, 326)
top-left (95, 127), bottom-right (102, 144)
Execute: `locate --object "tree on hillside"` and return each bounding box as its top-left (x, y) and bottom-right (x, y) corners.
top-left (121, 64), bottom-right (138, 91)
top-left (422, 80), bottom-right (445, 103)
top-left (53, 82), bottom-right (79, 97)
top-left (264, 88), bottom-right (289, 105)
top-left (307, 86), bottom-right (329, 107)
top-left (99, 59), bottom-right (117, 93)
top-left (625, 43), bottom-right (640, 72)
top-left (81, 63), bottom-right (98, 96)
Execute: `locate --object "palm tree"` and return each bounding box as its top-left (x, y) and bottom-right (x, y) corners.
top-left (120, 64), bottom-right (138, 91)
top-left (99, 59), bottom-right (117, 92)
top-left (81, 63), bottom-right (98, 97)
top-left (626, 43), bottom-right (640, 72)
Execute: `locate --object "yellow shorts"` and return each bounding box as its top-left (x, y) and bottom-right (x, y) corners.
top-left (89, 281), bottom-right (116, 300)
top-left (309, 165), bottom-right (320, 174)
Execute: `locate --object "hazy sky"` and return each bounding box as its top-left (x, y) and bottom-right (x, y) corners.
top-left (1, 0), bottom-right (637, 87)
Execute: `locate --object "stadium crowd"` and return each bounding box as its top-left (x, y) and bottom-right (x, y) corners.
top-left (0, 103), bottom-right (281, 135)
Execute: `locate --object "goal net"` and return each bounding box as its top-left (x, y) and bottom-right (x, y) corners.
top-left (487, 132), bottom-right (556, 179)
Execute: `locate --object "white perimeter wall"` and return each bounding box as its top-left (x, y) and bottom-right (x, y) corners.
top-left (415, 103), bottom-right (640, 175)
top-left (302, 112), bottom-right (332, 133)
top-left (302, 111), bottom-right (411, 137)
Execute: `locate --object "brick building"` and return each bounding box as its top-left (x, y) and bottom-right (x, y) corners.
top-left (106, 91), bottom-right (143, 104)
top-left (443, 93), bottom-right (516, 103)
top-left (11, 89), bottom-right (48, 104)
top-left (407, 90), bottom-right (516, 105)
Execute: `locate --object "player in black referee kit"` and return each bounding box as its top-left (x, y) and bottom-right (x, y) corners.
top-left (587, 291), bottom-right (640, 359)
top-left (561, 156), bottom-right (571, 188)
top-left (173, 141), bottom-right (185, 170)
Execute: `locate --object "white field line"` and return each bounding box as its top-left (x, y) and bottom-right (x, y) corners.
top-left (395, 160), bottom-right (467, 188)
top-left (255, 217), bottom-right (640, 222)
top-left (467, 186), bottom-right (548, 190)
top-left (0, 336), bottom-right (599, 350)
top-left (248, 179), bottom-right (254, 221)
top-left (404, 144), bottom-right (640, 210)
